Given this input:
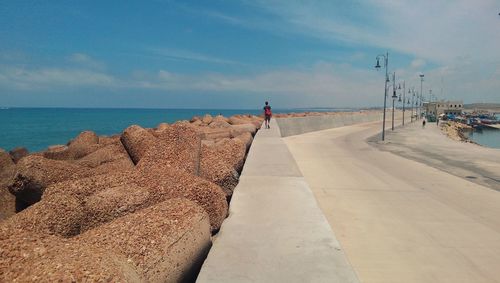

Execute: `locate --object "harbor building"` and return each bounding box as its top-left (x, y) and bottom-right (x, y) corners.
top-left (424, 100), bottom-right (463, 116)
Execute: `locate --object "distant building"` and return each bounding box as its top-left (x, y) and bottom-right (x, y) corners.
top-left (424, 100), bottom-right (463, 116)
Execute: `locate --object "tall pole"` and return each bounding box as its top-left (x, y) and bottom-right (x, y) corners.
top-left (416, 91), bottom-right (420, 119)
top-left (410, 89), bottom-right (414, 123)
top-left (392, 72), bottom-right (396, 131)
top-left (419, 74), bottom-right (424, 119)
top-left (381, 53), bottom-right (388, 141)
top-left (402, 81), bottom-right (405, 126)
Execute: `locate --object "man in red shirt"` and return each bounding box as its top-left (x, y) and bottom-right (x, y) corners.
top-left (263, 101), bottom-right (272, 129)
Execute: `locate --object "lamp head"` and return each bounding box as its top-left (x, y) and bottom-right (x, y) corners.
top-left (375, 58), bottom-right (381, 69)
top-left (392, 90), bottom-right (397, 99)
top-left (398, 95), bottom-right (402, 102)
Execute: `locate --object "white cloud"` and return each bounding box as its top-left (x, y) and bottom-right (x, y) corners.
top-left (410, 59), bottom-right (426, 69)
top-left (67, 53), bottom-right (105, 70)
top-left (147, 47), bottom-right (243, 65)
top-left (0, 65), bottom-right (116, 90)
top-left (130, 63), bottom-right (384, 106)
top-left (245, 0), bottom-right (500, 65)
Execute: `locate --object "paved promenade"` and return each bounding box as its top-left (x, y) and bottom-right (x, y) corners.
top-left (371, 121), bottom-right (500, 191)
top-left (284, 120), bottom-right (500, 283)
top-left (197, 118), bottom-right (360, 283)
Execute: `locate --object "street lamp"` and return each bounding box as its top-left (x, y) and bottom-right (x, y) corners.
top-left (419, 73), bottom-right (424, 120)
top-left (391, 72), bottom-right (397, 131)
top-left (411, 88), bottom-right (416, 122)
top-left (375, 52), bottom-right (389, 141)
top-left (398, 81), bottom-right (406, 126)
top-left (428, 89), bottom-right (433, 117)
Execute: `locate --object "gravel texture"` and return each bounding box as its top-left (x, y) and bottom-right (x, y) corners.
top-left (8, 155), bottom-right (95, 206)
top-left (3, 192), bottom-right (86, 237)
top-left (0, 113), bottom-right (263, 280)
top-left (74, 142), bottom-right (135, 174)
top-left (0, 149), bottom-right (16, 221)
top-left (39, 167), bottom-right (227, 234)
top-left (0, 149), bottom-right (14, 170)
top-left (137, 124), bottom-right (201, 175)
top-left (43, 131), bottom-right (102, 160)
top-left (120, 125), bottom-right (156, 164)
top-left (78, 198), bottom-right (211, 282)
top-left (8, 147), bottom-right (28, 163)
top-left (200, 143), bottom-right (241, 198)
top-left (0, 227), bottom-right (138, 282)
top-left (234, 132), bottom-right (254, 151)
top-left (229, 123), bottom-right (257, 138)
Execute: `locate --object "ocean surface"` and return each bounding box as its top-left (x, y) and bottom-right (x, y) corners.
top-left (0, 107), bottom-right (350, 152)
top-left (466, 128), bottom-right (500, 149)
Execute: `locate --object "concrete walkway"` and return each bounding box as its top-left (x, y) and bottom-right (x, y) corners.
top-left (197, 118), bottom-right (360, 283)
top-left (284, 120), bottom-right (500, 283)
top-left (371, 121), bottom-right (500, 191)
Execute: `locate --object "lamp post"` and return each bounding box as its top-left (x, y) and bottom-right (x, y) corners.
top-left (419, 73), bottom-right (424, 120)
top-left (391, 72), bottom-right (397, 131)
top-left (410, 89), bottom-right (414, 122)
top-left (415, 91), bottom-right (420, 119)
top-left (407, 89), bottom-right (411, 123)
top-left (428, 89), bottom-right (433, 117)
top-left (398, 81), bottom-right (406, 126)
top-left (375, 52), bottom-right (389, 141)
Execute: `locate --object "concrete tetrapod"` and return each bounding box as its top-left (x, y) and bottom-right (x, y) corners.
top-left (8, 155), bottom-right (96, 206)
top-left (120, 125), bottom-right (157, 164)
top-left (38, 167), bottom-right (227, 234)
top-left (0, 149), bottom-right (16, 220)
top-left (78, 198), bottom-right (212, 283)
top-left (0, 199), bottom-right (210, 282)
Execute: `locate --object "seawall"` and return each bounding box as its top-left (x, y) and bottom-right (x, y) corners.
top-left (277, 110), bottom-right (397, 137)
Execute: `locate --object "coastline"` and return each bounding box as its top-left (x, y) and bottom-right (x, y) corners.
top-left (440, 121), bottom-right (476, 144)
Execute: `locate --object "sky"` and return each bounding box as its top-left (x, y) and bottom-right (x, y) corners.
top-left (0, 0), bottom-right (499, 109)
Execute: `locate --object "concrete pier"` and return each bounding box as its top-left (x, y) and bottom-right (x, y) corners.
top-left (285, 119), bottom-right (500, 283)
top-left (197, 118), bottom-right (360, 283)
top-left (199, 112), bottom-right (500, 283)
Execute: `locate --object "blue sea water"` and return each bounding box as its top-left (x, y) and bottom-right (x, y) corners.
top-left (0, 107), bottom-right (348, 152)
top-left (465, 114), bottom-right (500, 149)
top-left (467, 128), bottom-right (500, 149)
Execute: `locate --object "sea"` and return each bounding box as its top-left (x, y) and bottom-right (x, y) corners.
top-left (0, 107), bottom-right (351, 152)
top-left (466, 127), bottom-right (500, 149)
top-left (463, 114), bottom-right (500, 149)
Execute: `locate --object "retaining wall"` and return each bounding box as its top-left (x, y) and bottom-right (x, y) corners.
top-left (277, 111), bottom-right (404, 137)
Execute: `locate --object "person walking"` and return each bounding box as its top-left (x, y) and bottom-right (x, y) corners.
top-left (263, 101), bottom-right (272, 129)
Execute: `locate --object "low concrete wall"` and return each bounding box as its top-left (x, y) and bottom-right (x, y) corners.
top-left (277, 111), bottom-right (398, 137)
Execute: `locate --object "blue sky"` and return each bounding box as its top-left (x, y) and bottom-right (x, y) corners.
top-left (0, 0), bottom-right (499, 109)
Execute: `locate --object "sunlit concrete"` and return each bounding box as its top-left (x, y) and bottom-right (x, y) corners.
top-left (284, 120), bottom-right (500, 283)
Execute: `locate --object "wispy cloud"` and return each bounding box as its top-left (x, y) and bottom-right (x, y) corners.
top-left (67, 53), bottom-right (106, 70)
top-left (0, 65), bottom-right (116, 90)
top-left (146, 47), bottom-right (243, 65)
top-left (208, 0), bottom-right (500, 65)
